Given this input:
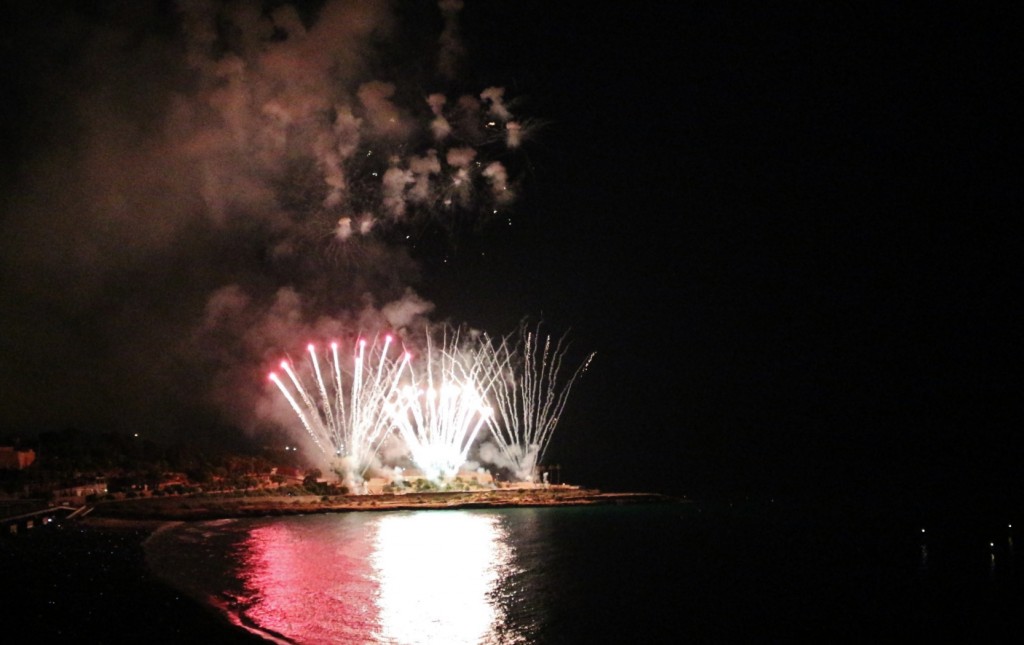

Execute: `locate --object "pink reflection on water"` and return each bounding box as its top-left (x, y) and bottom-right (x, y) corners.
top-left (238, 517), bottom-right (379, 643)
top-left (235, 512), bottom-right (518, 644)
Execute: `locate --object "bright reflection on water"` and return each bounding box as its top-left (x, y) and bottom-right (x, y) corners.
top-left (372, 512), bottom-right (514, 644)
top-left (235, 511), bottom-right (518, 644)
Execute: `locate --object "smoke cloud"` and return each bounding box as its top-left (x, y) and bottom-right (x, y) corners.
top-left (0, 1), bottom-right (530, 443)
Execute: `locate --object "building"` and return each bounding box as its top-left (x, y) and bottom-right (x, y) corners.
top-left (0, 447), bottom-right (36, 470)
top-left (52, 479), bottom-right (108, 505)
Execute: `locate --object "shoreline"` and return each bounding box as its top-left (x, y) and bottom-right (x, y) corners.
top-left (84, 487), bottom-right (684, 522)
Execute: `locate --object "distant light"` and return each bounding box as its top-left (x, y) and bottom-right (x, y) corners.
top-left (921, 528), bottom-right (926, 533)
top-left (133, 433), bottom-right (139, 438)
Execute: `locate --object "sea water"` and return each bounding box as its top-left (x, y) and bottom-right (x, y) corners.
top-left (144, 501), bottom-right (1023, 643)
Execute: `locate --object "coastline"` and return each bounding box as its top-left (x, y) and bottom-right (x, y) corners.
top-left (85, 487), bottom-right (684, 522)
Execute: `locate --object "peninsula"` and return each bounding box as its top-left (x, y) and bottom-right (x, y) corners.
top-left (85, 486), bottom-right (683, 522)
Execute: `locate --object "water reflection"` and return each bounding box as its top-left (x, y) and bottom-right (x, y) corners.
top-left (240, 517), bottom-right (379, 643)
top-left (372, 512), bottom-right (516, 644)
top-left (236, 511), bottom-right (518, 644)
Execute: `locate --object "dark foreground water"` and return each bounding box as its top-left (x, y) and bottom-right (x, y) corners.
top-left (143, 501), bottom-right (1023, 643)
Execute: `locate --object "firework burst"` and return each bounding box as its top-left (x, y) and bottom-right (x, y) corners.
top-left (477, 319), bottom-right (596, 482)
top-left (268, 333), bottom-right (411, 489)
top-left (387, 325), bottom-right (495, 483)
top-left (268, 321), bottom-right (594, 490)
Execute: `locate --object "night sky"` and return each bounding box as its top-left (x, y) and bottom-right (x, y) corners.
top-left (1, 2), bottom-right (1019, 508)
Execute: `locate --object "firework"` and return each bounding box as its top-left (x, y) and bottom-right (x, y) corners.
top-left (268, 321), bottom-right (594, 489)
top-left (477, 320), bottom-right (596, 482)
top-left (387, 325), bottom-right (494, 483)
top-left (268, 334), bottom-right (411, 488)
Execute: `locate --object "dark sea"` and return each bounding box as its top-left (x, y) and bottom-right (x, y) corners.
top-left (143, 500), bottom-right (1023, 644)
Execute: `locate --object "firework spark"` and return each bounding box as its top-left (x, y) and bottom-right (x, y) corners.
top-left (269, 321), bottom-right (594, 489)
top-left (387, 325), bottom-right (494, 483)
top-left (477, 320), bottom-right (596, 482)
top-left (268, 334), bottom-right (411, 489)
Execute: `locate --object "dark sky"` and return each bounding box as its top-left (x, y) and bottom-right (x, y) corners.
top-left (1, 2), bottom-right (1020, 507)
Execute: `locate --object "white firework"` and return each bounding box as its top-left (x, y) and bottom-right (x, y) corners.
top-left (477, 320), bottom-right (596, 482)
top-left (268, 334), bottom-right (411, 487)
top-left (387, 325), bottom-right (493, 483)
